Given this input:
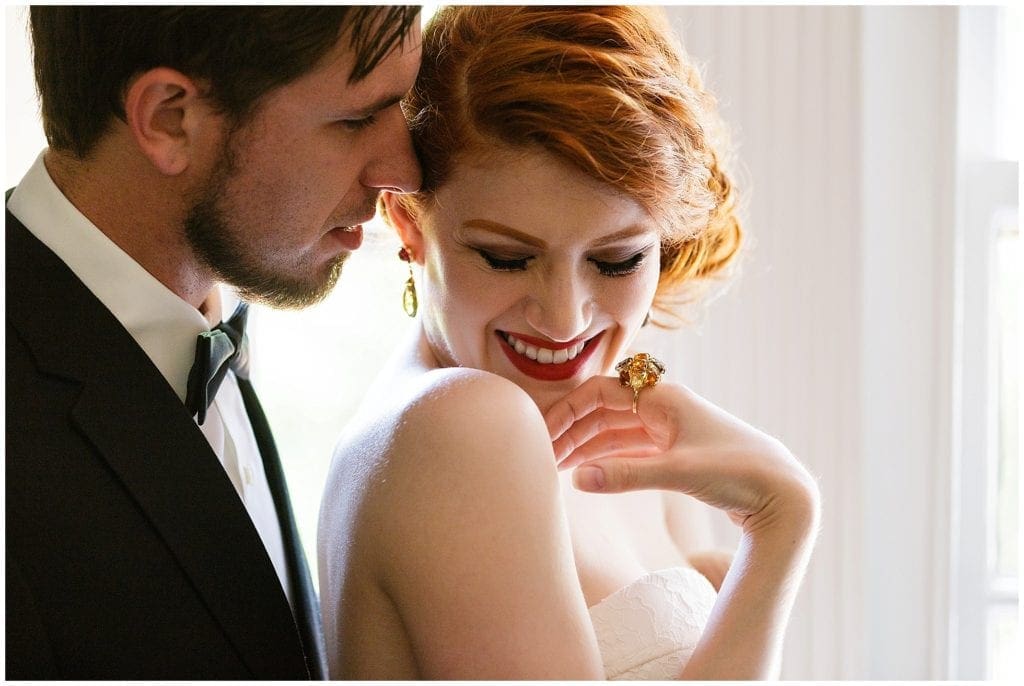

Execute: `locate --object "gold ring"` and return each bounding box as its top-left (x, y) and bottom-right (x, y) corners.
top-left (615, 353), bottom-right (666, 413)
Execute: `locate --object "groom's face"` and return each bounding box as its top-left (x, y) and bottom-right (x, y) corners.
top-left (185, 23), bottom-right (423, 309)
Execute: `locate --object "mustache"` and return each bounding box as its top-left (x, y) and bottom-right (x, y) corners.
top-left (335, 196), bottom-right (381, 227)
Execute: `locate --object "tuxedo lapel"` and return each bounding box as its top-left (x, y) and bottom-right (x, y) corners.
top-left (6, 214), bottom-right (310, 678)
top-left (239, 378), bottom-right (328, 680)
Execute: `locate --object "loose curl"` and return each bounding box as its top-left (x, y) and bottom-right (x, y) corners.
top-left (389, 6), bottom-right (742, 324)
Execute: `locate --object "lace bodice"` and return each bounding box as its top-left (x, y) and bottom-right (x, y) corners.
top-left (587, 566), bottom-right (717, 680)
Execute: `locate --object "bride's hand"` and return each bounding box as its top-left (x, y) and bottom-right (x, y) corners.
top-left (544, 376), bottom-right (819, 536)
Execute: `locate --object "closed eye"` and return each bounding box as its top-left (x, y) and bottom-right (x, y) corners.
top-left (590, 251), bottom-right (647, 277)
top-left (340, 114), bottom-right (377, 131)
top-left (477, 250), bottom-right (533, 272)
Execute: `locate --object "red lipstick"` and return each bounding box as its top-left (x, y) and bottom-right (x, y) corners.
top-left (497, 331), bottom-right (604, 381)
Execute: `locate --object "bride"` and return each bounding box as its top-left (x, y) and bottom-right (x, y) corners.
top-left (318, 6), bottom-right (819, 679)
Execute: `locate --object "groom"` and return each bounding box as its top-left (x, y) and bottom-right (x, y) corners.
top-left (5, 7), bottom-right (421, 679)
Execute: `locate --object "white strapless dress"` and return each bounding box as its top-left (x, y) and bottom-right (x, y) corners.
top-left (587, 567), bottom-right (717, 680)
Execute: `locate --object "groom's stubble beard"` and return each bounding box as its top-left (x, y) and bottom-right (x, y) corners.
top-left (183, 128), bottom-right (349, 310)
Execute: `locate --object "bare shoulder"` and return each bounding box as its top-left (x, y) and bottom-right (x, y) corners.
top-left (399, 367), bottom-right (548, 456)
top-left (381, 366), bottom-right (559, 509)
top-left (366, 366), bottom-right (565, 573)
top-left (328, 367), bottom-right (560, 547)
top-left (320, 367), bottom-right (558, 677)
top-left (323, 367), bottom-right (602, 678)
top-left (406, 366), bottom-right (541, 424)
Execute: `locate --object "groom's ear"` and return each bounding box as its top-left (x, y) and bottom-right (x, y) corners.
top-left (123, 67), bottom-right (218, 177)
top-left (382, 192), bottom-right (426, 263)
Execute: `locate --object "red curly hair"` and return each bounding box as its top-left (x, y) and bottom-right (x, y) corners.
top-left (388, 6), bottom-right (742, 325)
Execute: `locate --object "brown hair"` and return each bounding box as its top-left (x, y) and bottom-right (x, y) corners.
top-left (30, 6), bottom-right (419, 159)
top-left (391, 6), bottom-right (742, 324)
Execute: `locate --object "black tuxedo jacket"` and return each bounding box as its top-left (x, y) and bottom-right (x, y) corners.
top-left (5, 202), bottom-right (327, 679)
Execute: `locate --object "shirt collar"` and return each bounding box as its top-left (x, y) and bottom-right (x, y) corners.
top-left (7, 151), bottom-right (218, 403)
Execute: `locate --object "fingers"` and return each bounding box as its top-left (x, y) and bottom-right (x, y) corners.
top-left (572, 453), bottom-right (681, 494)
top-left (557, 428), bottom-right (663, 470)
top-left (551, 407), bottom-right (646, 465)
top-left (545, 376), bottom-right (635, 442)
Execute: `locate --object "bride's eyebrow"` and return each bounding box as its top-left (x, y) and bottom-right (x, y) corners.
top-left (461, 219), bottom-right (547, 248)
top-left (590, 226), bottom-right (655, 248)
top-left (460, 219), bottom-right (655, 249)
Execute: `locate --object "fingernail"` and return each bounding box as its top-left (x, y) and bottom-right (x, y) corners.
top-left (573, 465), bottom-right (605, 491)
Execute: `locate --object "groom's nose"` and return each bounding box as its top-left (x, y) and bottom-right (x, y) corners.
top-left (361, 104), bottom-right (422, 194)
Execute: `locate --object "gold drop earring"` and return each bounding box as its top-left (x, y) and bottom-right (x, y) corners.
top-left (398, 246), bottom-right (418, 317)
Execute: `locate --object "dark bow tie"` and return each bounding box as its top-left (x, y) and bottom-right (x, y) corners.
top-left (185, 302), bottom-right (251, 425)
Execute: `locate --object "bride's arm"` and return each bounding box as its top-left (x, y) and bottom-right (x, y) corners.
top-left (547, 377), bottom-right (820, 680)
top-left (373, 369), bottom-right (605, 679)
top-left (660, 490), bottom-right (734, 591)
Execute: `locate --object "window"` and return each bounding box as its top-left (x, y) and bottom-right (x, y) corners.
top-left (954, 6), bottom-right (1020, 680)
top-left (987, 206), bottom-right (1018, 682)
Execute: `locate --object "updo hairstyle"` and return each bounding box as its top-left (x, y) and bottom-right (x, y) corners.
top-left (388, 6), bottom-right (743, 324)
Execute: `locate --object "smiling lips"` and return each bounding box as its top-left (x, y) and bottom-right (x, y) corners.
top-left (497, 330), bottom-right (604, 381)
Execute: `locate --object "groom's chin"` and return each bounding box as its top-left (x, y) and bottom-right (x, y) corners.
top-left (236, 253), bottom-right (347, 310)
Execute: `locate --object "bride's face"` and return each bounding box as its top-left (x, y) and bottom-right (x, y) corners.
top-left (411, 147), bottom-right (661, 411)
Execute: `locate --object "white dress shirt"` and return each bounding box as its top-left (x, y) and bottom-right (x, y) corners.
top-left (8, 152), bottom-right (292, 606)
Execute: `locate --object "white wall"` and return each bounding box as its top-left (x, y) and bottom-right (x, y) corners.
top-left (5, 6), bottom-right (47, 186)
top-left (656, 5), bottom-right (963, 680)
top-left (654, 6), bottom-right (865, 678)
top-left (861, 8), bottom-right (960, 680)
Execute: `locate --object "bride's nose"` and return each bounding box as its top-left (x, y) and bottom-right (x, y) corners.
top-left (523, 271), bottom-right (594, 343)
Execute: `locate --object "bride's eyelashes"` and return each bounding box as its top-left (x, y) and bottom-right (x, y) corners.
top-left (476, 249), bottom-right (533, 271)
top-left (589, 251), bottom-right (647, 277)
top-left (472, 247), bottom-right (651, 277)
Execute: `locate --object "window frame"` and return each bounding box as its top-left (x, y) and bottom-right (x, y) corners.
top-left (951, 6), bottom-right (1020, 680)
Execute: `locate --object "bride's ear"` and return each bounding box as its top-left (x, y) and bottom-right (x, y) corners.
top-left (382, 192), bottom-right (426, 264)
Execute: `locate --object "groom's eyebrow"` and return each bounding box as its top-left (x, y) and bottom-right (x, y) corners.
top-left (344, 93), bottom-right (405, 119)
top-left (461, 219), bottom-right (547, 248)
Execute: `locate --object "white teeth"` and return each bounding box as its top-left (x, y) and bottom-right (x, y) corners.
top-left (505, 333), bottom-right (586, 365)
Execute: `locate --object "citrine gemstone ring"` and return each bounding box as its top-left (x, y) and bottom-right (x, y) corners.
top-left (615, 353), bottom-right (666, 413)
